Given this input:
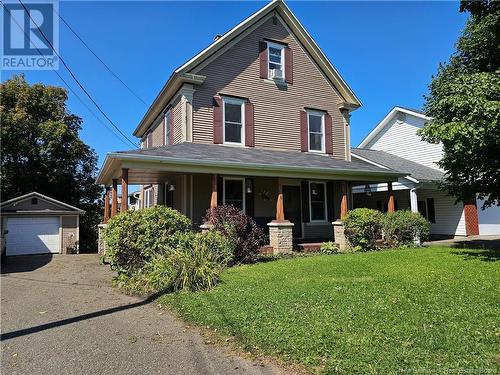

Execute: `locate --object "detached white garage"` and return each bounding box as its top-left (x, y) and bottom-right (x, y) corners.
top-left (1, 192), bottom-right (84, 256)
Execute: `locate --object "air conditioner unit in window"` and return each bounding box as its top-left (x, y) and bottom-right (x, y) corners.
top-left (270, 68), bottom-right (283, 80)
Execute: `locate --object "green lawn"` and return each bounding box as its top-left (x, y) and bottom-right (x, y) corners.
top-left (159, 247), bottom-right (500, 374)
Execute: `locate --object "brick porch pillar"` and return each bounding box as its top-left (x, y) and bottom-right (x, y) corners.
top-left (333, 181), bottom-right (349, 251)
top-left (464, 198), bottom-right (479, 236)
top-left (267, 178), bottom-right (293, 253)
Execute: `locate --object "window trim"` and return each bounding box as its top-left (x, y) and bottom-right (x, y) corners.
top-left (223, 177), bottom-right (246, 213)
top-left (267, 41), bottom-right (285, 80)
top-left (222, 96), bottom-right (245, 146)
top-left (307, 109), bottom-right (325, 153)
top-left (144, 187), bottom-right (153, 208)
top-left (308, 181), bottom-right (327, 223)
top-left (164, 108), bottom-right (172, 146)
top-left (144, 130), bottom-right (152, 148)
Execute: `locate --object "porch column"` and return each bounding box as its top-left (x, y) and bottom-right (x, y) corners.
top-left (387, 182), bottom-right (395, 213)
top-left (210, 174), bottom-right (218, 210)
top-left (410, 188), bottom-right (418, 213)
top-left (103, 186), bottom-right (110, 223)
top-left (276, 178), bottom-right (285, 221)
top-left (111, 178), bottom-right (118, 217)
top-left (121, 168), bottom-right (129, 212)
top-left (340, 181), bottom-right (348, 218)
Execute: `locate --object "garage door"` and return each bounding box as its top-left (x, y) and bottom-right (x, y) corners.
top-left (6, 217), bottom-right (60, 256)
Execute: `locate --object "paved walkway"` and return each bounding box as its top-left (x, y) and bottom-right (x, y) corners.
top-left (1, 254), bottom-right (289, 375)
top-left (425, 235), bottom-right (500, 250)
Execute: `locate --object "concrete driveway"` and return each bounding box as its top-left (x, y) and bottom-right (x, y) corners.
top-left (1, 254), bottom-right (288, 375)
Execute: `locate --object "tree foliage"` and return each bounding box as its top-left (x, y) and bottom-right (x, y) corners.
top-left (1, 75), bottom-right (103, 250)
top-left (419, 0), bottom-right (499, 208)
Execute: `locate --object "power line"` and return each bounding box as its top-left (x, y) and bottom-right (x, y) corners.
top-left (1, 1), bottom-right (135, 148)
top-left (16, 0), bottom-right (137, 148)
top-left (53, 7), bottom-right (148, 106)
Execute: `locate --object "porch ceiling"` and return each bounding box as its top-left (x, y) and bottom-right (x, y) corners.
top-left (97, 143), bottom-right (406, 186)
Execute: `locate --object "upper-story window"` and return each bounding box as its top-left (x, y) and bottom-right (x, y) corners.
top-left (223, 97), bottom-right (245, 146)
top-left (267, 42), bottom-right (285, 80)
top-left (164, 109), bottom-right (172, 145)
top-left (308, 110), bottom-right (325, 152)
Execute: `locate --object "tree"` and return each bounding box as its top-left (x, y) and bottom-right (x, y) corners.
top-left (419, 0), bottom-right (499, 208)
top-left (1, 75), bottom-right (103, 250)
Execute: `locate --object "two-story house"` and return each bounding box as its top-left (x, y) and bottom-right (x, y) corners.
top-left (96, 0), bottom-right (403, 252)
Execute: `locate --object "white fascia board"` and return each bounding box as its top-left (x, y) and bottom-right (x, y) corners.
top-left (352, 178), bottom-right (417, 194)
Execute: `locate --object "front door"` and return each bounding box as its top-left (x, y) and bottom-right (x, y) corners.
top-left (283, 185), bottom-right (302, 238)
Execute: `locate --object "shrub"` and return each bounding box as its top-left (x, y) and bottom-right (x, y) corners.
top-left (343, 208), bottom-right (384, 251)
top-left (320, 241), bottom-right (339, 255)
top-left (105, 206), bottom-right (192, 275)
top-left (383, 210), bottom-right (430, 247)
top-left (204, 205), bottom-right (266, 263)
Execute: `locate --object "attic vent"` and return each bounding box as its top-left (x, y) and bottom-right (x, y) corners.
top-left (213, 34), bottom-right (222, 41)
top-left (31, 197), bottom-right (38, 205)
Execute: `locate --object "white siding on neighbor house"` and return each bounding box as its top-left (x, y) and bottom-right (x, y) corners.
top-left (364, 114), bottom-right (443, 171)
top-left (418, 188), bottom-right (466, 236)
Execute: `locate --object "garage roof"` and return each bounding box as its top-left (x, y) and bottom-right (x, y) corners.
top-left (1, 192), bottom-right (85, 214)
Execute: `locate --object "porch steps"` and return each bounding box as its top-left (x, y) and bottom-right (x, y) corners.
top-left (297, 242), bottom-right (324, 253)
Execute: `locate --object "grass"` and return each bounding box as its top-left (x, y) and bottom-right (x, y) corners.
top-left (158, 247), bottom-right (500, 374)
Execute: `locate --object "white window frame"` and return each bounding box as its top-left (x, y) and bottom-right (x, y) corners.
top-left (307, 110), bottom-right (325, 153)
top-left (164, 109), bottom-right (172, 145)
top-left (222, 97), bottom-right (245, 146)
top-left (267, 41), bottom-right (285, 80)
top-left (309, 181), bottom-right (327, 223)
top-left (144, 187), bottom-right (153, 208)
top-left (223, 177), bottom-right (245, 213)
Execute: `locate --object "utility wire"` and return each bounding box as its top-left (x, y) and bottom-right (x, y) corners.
top-left (16, 0), bottom-right (137, 148)
top-left (53, 6), bottom-right (148, 106)
top-left (1, 2), bottom-right (133, 147)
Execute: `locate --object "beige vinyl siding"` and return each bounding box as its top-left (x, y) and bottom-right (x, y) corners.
top-left (191, 16), bottom-right (346, 159)
top-left (150, 117), bottom-right (165, 147)
top-left (61, 215), bottom-right (78, 253)
top-left (2, 198), bottom-right (62, 212)
top-left (172, 95), bottom-right (183, 144)
top-left (365, 114), bottom-right (443, 171)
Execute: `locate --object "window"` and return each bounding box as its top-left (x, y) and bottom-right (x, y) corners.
top-left (164, 109), bottom-right (172, 145)
top-left (308, 110), bottom-right (325, 152)
top-left (223, 97), bottom-right (245, 145)
top-left (31, 197), bottom-right (38, 205)
top-left (309, 182), bottom-right (326, 222)
top-left (223, 178), bottom-right (245, 212)
top-left (144, 187), bottom-right (153, 208)
top-left (427, 198), bottom-right (436, 223)
top-left (267, 42), bottom-right (285, 79)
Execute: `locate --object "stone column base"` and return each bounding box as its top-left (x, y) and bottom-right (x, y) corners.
top-left (199, 223), bottom-right (213, 233)
top-left (332, 220), bottom-right (347, 251)
top-left (97, 223), bottom-right (108, 255)
top-left (267, 220), bottom-right (294, 254)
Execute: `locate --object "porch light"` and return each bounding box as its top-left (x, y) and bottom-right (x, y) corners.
top-left (168, 184), bottom-right (175, 192)
top-left (364, 184), bottom-right (372, 196)
top-left (311, 184), bottom-right (318, 196)
top-left (246, 179), bottom-right (253, 194)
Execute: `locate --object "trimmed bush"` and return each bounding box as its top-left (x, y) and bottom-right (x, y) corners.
top-left (105, 206), bottom-right (192, 274)
top-left (383, 210), bottom-right (430, 247)
top-left (205, 205), bottom-right (266, 263)
top-left (343, 208), bottom-right (384, 251)
top-left (320, 241), bottom-right (339, 255)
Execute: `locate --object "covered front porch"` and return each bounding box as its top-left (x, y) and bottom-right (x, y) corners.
top-left (97, 143), bottom-right (404, 252)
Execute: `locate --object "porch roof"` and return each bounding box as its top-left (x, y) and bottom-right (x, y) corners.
top-left (97, 143), bottom-right (406, 185)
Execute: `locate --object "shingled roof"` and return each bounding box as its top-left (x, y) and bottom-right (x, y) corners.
top-left (351, 148), bottom-right (444, 182)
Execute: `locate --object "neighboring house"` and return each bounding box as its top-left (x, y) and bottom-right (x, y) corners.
top-left (96, 0), bottom-right (404, 251)
top-left (352, 106), bottom-right (500, 237)
top-left (1, 192), bottom-right (84, 256)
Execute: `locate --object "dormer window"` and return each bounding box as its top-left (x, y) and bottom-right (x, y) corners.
top-left (267, 42), bottom-right (285, 80)
top-left (308, 110), bottom-right (325, 152)
top-left (223, 97), bottom-right (245, 146)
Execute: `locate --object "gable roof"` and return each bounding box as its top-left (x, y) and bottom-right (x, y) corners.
top-left (358, 106), bottom-right (432, 148)
top-left (351, 148), bottom-right (444, 183)
top-left (1, 192), bottom-right (85, 213)
top-left (133, 0), bottom-right (361, 137)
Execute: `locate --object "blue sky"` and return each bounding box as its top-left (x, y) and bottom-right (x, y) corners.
top-left (1, 1), bottom-right (467, 168)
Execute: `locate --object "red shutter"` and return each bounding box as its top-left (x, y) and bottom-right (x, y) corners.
top-left (213, 96), bottom-right (223, 144)
top-left (325, 113), bottom-right (333, 154)
top-left (245, 102), bottom-right (254, 147)
top-left (169, 110), bottom-right (174, 145)
top-left (300, 110), bottom-right (308, 152)
top-left (284, 47), bottom-right (293, 84)
top-left (259, 41), bottom-right (268, 79)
